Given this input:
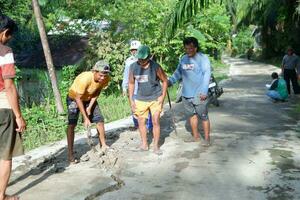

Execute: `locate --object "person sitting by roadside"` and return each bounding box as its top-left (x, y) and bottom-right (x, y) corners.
top-left (266, 72), bottom-right (288, 102)
top-left (66, 60), bottom-right (111, 164)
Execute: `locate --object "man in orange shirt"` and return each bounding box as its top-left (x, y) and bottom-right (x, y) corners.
top-left (67, 60), bottom-right (111, 163)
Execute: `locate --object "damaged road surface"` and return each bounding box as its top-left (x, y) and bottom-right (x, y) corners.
top-left (7, 57), bottom-right (300, 200)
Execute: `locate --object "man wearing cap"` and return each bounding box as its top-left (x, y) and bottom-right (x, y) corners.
top-left (66, 60), bottom-right (111, 163)
top-left (128, 45), bottom-right (168, 154)
top-left (281, 47), bottom-right (300, 94)
top-left (122, 40), bottom-right (153, 130)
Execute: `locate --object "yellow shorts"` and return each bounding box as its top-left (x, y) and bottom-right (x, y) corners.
top-left (134, 100), bottom-right (162, 119)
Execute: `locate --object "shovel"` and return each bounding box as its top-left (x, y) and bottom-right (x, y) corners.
top-left (86, 126), bottom-right (98, 153)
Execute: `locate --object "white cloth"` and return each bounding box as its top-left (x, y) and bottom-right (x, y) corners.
top-left (0, 91), bottom-right (11, 109)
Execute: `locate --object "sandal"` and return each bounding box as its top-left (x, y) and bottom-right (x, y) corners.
top-left (153, 149), bottom-right (163, 155)
top-left (4, 195), bottom-right (19, 200)
top-left (68, 158), bottom-right (80, 164)
top-left (131, 146), bottom-right (149, 152)
top-left (184, 137), bottom-right (201, 143)
top-left (201, 140), bottom-right (211, 147)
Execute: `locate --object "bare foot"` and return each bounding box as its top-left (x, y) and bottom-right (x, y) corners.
top-left (3, 195), bottom-right (19, 200)
top-left (153, 147), bottom-right (163, 155)
top-left (101, 144), bottom-right (110, 151)
top-left (184, 137), bottom-right (201, 143)
top-left (68, 154), bottom-right (79, 164)
top-left (139, 144), bottom-right (149, 151)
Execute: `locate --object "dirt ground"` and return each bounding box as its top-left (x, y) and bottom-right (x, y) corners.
top-left (7, 57), bottom-right (300, 200)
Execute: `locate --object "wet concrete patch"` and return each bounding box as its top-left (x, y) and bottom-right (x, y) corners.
top-left (174, 162), bottom-right (189, 173)
top-left (248, 185), bottom-right (294, 200)
top-left (181, 150), bottom-right (200, 159)
top-left (85, 175), bottom-right (125, 200)
top-left (267, 149), bottom-right (300, 173)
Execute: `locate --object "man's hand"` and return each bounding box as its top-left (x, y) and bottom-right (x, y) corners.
top-left (83, 117), bottom-right (91, 128)
top-left (130, 101), bottom-right (136, 113)
top-left (16, 116), bottom-right (26, 133)
top-left (200, 94), bottom-right (207, 101)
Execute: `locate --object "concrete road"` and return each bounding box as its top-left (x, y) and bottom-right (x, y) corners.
top-left (7, 57), bottom-right (300, 200)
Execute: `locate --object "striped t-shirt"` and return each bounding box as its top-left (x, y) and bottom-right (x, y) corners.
top-left (0, 43), bottom-right (16, 108)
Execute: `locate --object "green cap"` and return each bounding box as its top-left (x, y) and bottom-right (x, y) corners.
top-left (92, 60), bottom-right (111, 73)
top-left (135, 45), bottom-right (151, 59)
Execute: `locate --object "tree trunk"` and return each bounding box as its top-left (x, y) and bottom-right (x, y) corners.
top-left (32, 0), bottom-right (64, 114)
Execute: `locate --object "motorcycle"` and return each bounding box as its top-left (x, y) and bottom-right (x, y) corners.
top-left (175, 74), bottom-right (223, 106)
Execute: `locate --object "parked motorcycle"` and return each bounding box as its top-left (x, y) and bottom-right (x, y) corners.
top-left (175, 74), bottom-right (223, 106)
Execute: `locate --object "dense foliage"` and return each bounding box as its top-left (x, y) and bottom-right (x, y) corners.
top-left (0, 0), bottom-right (234, 150)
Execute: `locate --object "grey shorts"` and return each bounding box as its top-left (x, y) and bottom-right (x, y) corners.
top-left (182, 97), bottom-right (209, 120)
top-left (67, 96), bottom-right (104, 125)
top-left (0, 109), bottom-right (24, 160)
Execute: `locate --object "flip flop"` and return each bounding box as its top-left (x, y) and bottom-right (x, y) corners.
top-left (4, 195), bottom-right (19, 200)
top-left (201, 140), bottom-right (211, 147)
top-left (68, 158), bottom-right (80, 164)
top-left (153, 149), bottom-right (163, 155)
top-left (131, 146), bottom-right (149, 152)
top-left (184, 137), bottom-right (201, 143)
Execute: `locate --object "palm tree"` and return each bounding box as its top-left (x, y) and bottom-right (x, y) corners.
top-left (167, 0), bottom-right (300, 57)
top-left (165, 0), bottom-right (210, 37)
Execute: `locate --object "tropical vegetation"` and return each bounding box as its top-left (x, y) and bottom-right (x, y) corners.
top-left (1, 0), bottom-right (300, 149)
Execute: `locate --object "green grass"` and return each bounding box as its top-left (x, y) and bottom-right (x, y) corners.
top-left (211, 58), bottom-right (230, 82)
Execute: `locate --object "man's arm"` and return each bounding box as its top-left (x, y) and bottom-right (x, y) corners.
top-left (168, 63), bottom-right (182, 86)
top-left (86, 90), bottom-right (101, 115)
top-left (157, 66), bottom-right (168, 104)
top-left (122, 61), bottom-right (131, 95)
top-left (4, 79), bottom-right (26, 132)
top-left (269, 80), bottom-right (278, 90)
top-left (128, 69), bottom-right (136, 111)
top-left (199, 57), bottom-right (211, 100)
top-left (74, 93), bottom-right (90, 128)
top-left (281, 55), bottom-right (286, 73)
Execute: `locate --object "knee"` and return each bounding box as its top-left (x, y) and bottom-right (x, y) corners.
top-left (152, 119), bottom-right (159, 126)
top-left (138, 118), bottom-right (146, 126)
top-left (67, 124), bottom-right (76, 131)
top-left (151, 115), bottom-right (160, 126)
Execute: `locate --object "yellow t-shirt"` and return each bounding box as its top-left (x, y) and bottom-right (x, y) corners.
top-left (68, 71), bottom-right (110, 101)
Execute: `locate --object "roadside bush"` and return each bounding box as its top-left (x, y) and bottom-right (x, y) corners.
top-left (232, 28), bottom-right (254, 56)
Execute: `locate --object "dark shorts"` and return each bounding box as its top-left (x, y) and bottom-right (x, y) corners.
top-left (182, 97), bottom-right (209, 120)
top-left (66, 96), bottom-right (104, 125)
top-left (0, 109), bottom-right (24, 160)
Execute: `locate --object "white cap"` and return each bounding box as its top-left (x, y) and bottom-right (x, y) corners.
top-left (130, 40), bottom-right (141, 50)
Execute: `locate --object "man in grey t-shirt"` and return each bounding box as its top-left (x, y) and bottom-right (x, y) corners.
top-left (281, 47), bottom-right (300, 94)
top-left (128, 45), bottom-right (168, 155)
